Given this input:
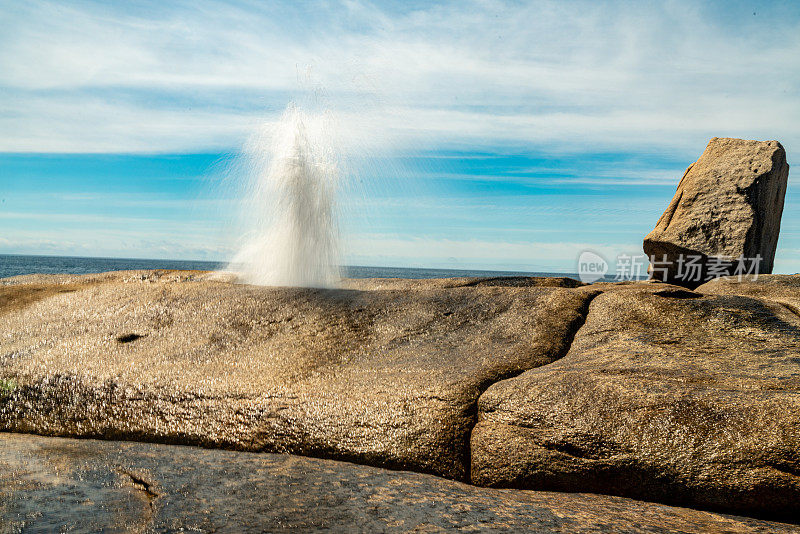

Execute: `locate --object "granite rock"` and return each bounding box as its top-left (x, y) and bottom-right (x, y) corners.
top-left (643, 138), bottom-right (789, 287)
top-left (2, 432), bottom-right (795, 533)
top-left (697, 274), bottom-right (800, 310)
top-left (0, 270), bottom-right (594, 480)
top-left (471, 280), bottom-right (800, 520)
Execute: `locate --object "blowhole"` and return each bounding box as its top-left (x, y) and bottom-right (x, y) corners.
top-left (116, 333), bottom-right (144, 343)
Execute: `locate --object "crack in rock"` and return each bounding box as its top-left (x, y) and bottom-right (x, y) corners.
top-left (464, 289), bottom-right (603, 482)
top-left (117, 468), bottom-right (160, 525)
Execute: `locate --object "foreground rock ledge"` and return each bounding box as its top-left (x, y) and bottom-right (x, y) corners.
top-left (2, 433), bottom-right (795, 533)
top-left (0, 270), bottom-right (596, 480)
top-left (472, 279), bottom-right (800, 520)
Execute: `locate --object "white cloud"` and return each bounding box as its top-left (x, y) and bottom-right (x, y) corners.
top-left (344, 234), bottom-right (637, 271)
top-left (2, 1), bottom-right (799, 272)
top-left (0, 0), bottom-right (797, 155)
top-left (0, 228), bottom-right (233, 261)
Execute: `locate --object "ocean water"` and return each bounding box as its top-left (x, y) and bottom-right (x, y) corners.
top-left (0, 254), bottom-right (581, 281)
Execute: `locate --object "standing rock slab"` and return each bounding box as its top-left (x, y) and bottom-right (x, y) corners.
top-left (471, 283), bottom-right (800, 521)
top-left (643, 137), bottom-right (789, 287)
top-left (2, 432), bottom-right (797, 533)
top-left (0, 270), bottom-right (596, 480)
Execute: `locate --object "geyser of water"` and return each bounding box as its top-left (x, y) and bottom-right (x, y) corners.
top-left (229, 104), bottom-right (341, 287)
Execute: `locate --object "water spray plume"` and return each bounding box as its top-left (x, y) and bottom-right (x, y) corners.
top-left (229, 104), bottom-right (341, 287)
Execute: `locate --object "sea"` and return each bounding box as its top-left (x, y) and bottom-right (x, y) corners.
top-left (0, 254), bottom-right (583, 281)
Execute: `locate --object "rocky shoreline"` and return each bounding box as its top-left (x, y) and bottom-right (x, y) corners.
top-left (2, 269), bottom-right (799, 529)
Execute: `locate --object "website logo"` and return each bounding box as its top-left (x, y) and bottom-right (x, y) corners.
top-left (577, 251), bottom-right (608, 283)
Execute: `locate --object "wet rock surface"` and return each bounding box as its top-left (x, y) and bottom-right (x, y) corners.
top-left (472, 279), bottom-right (800, 520)
top-left (0, 270), bottom-right (595, 480)
top-left (2, 432), bottom-right (796, 533)
top-left (643, 137), bottom-right (789, 287)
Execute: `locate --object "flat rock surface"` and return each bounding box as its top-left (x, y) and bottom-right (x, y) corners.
top-left (472, 281), bottom-right (800, 520)
top-left (0, 270), bottom-right (595, 480)
top-left (2, 433), bottom-right (795, 533)
top-left (697, 274), bottom-right (800, 308)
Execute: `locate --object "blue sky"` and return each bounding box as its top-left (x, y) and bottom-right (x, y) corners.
top-left (1, 0), bottom-right (799, 272)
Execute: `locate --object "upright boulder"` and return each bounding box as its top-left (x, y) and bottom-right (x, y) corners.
top-left (644, 138), bottom-right (788, 287)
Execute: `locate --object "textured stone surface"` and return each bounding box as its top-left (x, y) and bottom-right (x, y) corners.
top-left (471, 282), bottom-right (800, 520)
top-left (698, 274), bottom-right (800, 310)
top-left (2, 433), bottom-right (796, 533)
top-left (340, 275), bottom-right (585, 291)
top-left (643, 137), bottom-right (789, 287)
top-left (0, 270), bottom-right (595, 480)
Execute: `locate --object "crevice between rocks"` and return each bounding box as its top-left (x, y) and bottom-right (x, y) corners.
top-left (462, 289), bottom-right (604, 483)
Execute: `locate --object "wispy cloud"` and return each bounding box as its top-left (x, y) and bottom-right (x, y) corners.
top-left (2, 1), bottom-right (799, 272)
top-left (345, 234), bottom-right (640, 271)
top-left (0, 229), bottom-right (234, 261)
top-left (1, 0), bottom-right (798, 155)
